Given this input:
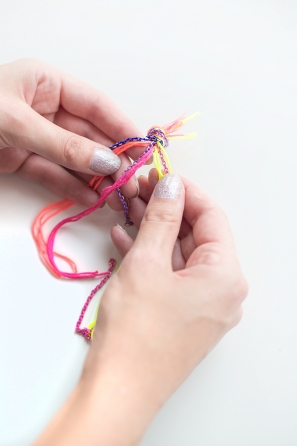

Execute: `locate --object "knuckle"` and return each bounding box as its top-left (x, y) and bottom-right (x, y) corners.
top-left (86, 96), bottom-right (101, 122)
top-left (222, 274), bottom-right (248, 329)
top-left (18, 57), bottom-right (40, 66)
top-left (231, 274), bottom-right (249, 303)
top-left (62, 135), bottom-right (83, 167)
top-left (21, 58), bottom-right (50, 77)
top-left (215, 271), bottom-right (248, 327)
top-left (231, 306), bottom-right (244, 328)
top-left (113, 121), bottom-right (127, 143)
top-left (143, 206), bottom-right (180, 225)
top-left (195, 243), bottom-right (224, 266)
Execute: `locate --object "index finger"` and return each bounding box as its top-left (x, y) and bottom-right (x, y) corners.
top-left (59, 71), bottom-right (145, 159)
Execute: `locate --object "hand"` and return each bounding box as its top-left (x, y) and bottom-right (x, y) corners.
top-left (35, 172), bottom-right (247, 446)
top-left (0, 59), bottom-right (142, 209)
top-left (111, 168), bottom-right (195, 271)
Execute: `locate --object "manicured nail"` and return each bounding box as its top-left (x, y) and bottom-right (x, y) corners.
top-left (116, 223), bottom-right (127, 233)
top-left (154, 174), bottom-right (182, 199)
top-left (89, 147), bottom-right (121, 175)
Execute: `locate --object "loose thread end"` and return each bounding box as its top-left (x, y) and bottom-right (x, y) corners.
top-left (181, 111), bottom-right (201, 124)
top-left (33, 113), bottom-right (198, 340)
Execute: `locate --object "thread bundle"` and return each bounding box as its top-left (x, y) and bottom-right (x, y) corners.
top-left (32, 113), bottom-right (198, 340)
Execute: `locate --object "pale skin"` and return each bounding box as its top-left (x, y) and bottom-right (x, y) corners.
top-left (0, 58), bottom-right (143, 208)
top-left (0, 60), bottom-right (248, 446)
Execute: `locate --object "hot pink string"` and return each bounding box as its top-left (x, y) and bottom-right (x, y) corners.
top-left (46, 142), bottom-right (154, 279)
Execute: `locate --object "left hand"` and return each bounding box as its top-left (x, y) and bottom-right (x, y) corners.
top-left (0, 58), bottom-right (144, 209)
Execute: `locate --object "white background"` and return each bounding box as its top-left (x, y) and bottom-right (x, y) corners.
top-left (0, 1), bottom-right (297, 445)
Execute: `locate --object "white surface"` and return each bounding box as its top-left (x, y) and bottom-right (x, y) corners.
top-left (0, 1), bottom-right (297, 445)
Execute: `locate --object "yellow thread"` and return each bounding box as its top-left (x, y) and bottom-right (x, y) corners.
top-left (88, 264), bottom-right (122, 339)
top-left (153, 146), bottom-right (163, 178)
top-left (152, 142), bottom-right (174, 179)
top-left (180, 111), bottom-right (201, 125)
top-left (88, 303), bottom-right (99, 337)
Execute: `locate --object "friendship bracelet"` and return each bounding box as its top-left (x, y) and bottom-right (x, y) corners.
top-left (32, 113), bottom-right (198, 340)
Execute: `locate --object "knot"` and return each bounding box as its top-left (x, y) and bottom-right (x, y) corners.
top-left (147, 127), bottom-right (168, 148)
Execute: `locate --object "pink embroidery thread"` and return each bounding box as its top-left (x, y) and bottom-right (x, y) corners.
top-left (32, 114), bottom-right (197, 340)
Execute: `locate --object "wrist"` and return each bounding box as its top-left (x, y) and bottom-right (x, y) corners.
top-left (34, 355), bottom-right (164, 446)
top-left (80, 363), bottom-right (161, 446)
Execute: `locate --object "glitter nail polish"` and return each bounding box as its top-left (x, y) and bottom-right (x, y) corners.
top-left (154, 174), bottom-right (182, 199)
top-left (89, 147), bottom-right (121, 175)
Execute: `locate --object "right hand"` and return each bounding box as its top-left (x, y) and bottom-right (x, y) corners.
top-left (36, 171), bottom-right (248, 446)
top-left (85, 171), bottom-right (248, 408)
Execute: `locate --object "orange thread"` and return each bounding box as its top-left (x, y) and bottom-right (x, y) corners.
top-left (32, 199), bottom-right (77, 277)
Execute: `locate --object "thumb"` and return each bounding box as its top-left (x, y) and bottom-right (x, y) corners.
top-left (3, 101), bottom-right (121, 176)
top-left (132, 174), bottom-right (185, 266)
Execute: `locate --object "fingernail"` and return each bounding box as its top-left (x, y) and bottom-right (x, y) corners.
top-left (116, 223), bottom-right (127, 233)
top-left (154, 174), bottom-right (182, 199)
top-left (89, 147), bottom-right (121, 175)
top-left (132, 176), bottom-right (140, 198)
top-left (145, 155), bottom-right (153, 165)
